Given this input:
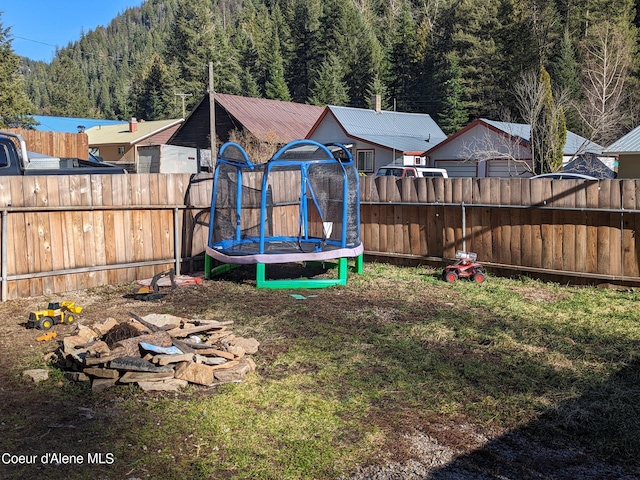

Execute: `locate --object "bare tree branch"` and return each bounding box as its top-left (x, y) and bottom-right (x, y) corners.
top-left (576, 21), bottom-right (631, 146)
top-left (459, 121), bottom-right (535, 176)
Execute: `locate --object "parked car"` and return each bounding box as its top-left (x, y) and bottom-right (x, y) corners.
top-left (375, 165), bottom-right (448, 178)
top-left (531, 172), bottom-right (598, 180)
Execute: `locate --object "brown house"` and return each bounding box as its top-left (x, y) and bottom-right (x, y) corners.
top-left (87, 117), bottom-right (183, 171)
top-left (168, 93), bottom-right (324, 153)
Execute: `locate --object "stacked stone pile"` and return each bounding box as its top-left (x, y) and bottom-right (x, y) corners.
top-left (53, 313), bottom-right (259, 392)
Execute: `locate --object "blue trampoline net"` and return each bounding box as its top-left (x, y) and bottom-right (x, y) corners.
top-left (208, 140), bottom-right (362, 262)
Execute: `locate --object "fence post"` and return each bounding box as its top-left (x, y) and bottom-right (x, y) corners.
top-left (1, 210), bottom-right (7, 302)
top-left (461, 203), bottom-right (466, 253)
top-left (174, 207), bottom-right (181, 276)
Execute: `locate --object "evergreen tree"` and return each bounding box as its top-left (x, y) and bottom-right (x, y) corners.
top-left (346, 5), bottom-right (386, 108)
top-left (165, 0), bottom-right (215, 106)
top-left (210, 24), bottom-right (243, 96)
top-left (439, 0), bottom-right (502, 120)
top-left (0, 17), bottom-right (36, 128)
top-left (265, 34), bottom-right (291, 101)
top-left (234, 0), bottom-right (273, 95)
top-left (308, 52), bottom-right (349, 106)
top-left (435, 53), bottom-right (468, 135)
top-left (552, 28), bottom-right (582, 133)
top-left (133, 53), bottom-right (176, 120)
top-left (22, 59), bottom-right (49, 115)
top-left (387, 2), bottom-right (418, 112)
top-left (239, 67), bottom-right (262, 98)
top-left (285, 0), bottom-right (323, 103)
top-left (47, 56), bottom-right (93, 117)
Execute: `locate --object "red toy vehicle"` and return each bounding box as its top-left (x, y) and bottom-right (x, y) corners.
top-left (443, 251), bottom-right (486, 283)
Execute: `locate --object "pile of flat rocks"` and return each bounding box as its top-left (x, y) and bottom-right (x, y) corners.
top-left (52, 313), bottom-right (259, 393)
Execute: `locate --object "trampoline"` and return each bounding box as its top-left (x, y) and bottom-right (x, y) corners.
top-left (204, 139), bottom-right (364, 288)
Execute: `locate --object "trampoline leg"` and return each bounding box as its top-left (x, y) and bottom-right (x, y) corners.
top-left (205, 254), bottom-right (212, 280)
top-left (353, 253), bottom-right (364, 274)
top-left (338, 257), bottom-right (348, 281)
top-left (256, 263), bottom-right (267, 288)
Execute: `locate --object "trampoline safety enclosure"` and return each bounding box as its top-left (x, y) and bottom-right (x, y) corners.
top-left (204, 139), bottom-right (364, 288)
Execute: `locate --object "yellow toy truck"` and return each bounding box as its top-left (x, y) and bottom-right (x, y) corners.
top-left (28, 301), bottom-right (83, 330)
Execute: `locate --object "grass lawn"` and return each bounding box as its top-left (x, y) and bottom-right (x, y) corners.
top-left (0, 262), bottom-right (638, 479)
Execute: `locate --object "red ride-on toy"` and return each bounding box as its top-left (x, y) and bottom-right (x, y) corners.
top-left (443, 251), bottom-right (486, 283)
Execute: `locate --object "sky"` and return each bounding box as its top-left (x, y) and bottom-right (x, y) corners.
top-left (1, 1), bottom-right (144, 63)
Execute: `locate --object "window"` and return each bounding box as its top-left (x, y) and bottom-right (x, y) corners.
top-left (0, 145), bottom-right (9, 168)
top-left (357, 150), bottom-right (374, 172)
top-left (117, 146), bottom-right (125, 156)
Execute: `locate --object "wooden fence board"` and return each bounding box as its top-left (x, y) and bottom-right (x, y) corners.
top-left (478, 179), bottom-right (493, 261)
top-left (596, 181), bottom-right (611, 275)
top-left (443, 204), bottom-right (456, 259)
top-left (519, 180), bottom-right (532, 267)
top-left (509, 180), bottom-right (521, 266)
top-left (622, 180), bottom-right (639, 277)
top-left (529, 180), bottom-right (546, 268)
top-left (561, 181), bottom-right (576, 272)
top-left (550, 181), bottom-right (566, 271)
top-left (112, 211), bottom-right (128, 285)
top-left (92, 210), bottom-right (108, 286)
top-left (37, 211), bottom-right (54, 294)
top-left (608, 180), bottom-right (622, 276)
top-left (6, 129), bottom-right (88, 159)
top-left (585, 182), bottom-right (600, 273)
top-left (499, 180), bottom-right (512, 265)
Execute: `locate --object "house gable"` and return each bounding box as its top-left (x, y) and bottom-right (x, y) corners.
top-left (307, 105), bottom-right (447, 173)
top-left (168, 93), bottom-right (323, 149)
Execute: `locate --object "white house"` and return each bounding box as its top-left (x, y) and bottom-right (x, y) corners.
top-left (423, 118), bottom-right (612, 178)
top-left (306, 100), bottom-right (447, 174)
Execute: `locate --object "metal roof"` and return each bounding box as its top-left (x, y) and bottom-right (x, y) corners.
top-left (33, 115), bottom-right (126, 133)
top-left (325, 105), bottom-right (447, 152)
top-left (86, 119), bottom-right (183, 145)
top-left (216, 93), bottom-right (324, 143)
top-left (604, 124), bottom-right (640, 154)
top-left (483, 119), bottom-right (603, 155)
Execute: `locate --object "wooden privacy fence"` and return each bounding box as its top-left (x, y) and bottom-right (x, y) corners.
top-left (360, 176), bottom-right (640, 283)
top-left (0, 173), bottom-right (213, 301)
top-left (2, 173), bottom-right (640, 301)
top-left (5, 129), bottom-right (89, 160)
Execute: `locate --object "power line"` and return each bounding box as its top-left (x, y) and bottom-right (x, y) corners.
top-left (11, 35), bottom-right (57, 47)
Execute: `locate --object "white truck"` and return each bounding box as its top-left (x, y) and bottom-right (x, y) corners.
top-left (375, 164), bottom-right (449, 178)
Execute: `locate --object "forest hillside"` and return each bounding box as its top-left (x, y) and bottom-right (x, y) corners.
top-left (12, 0), bottom-right (640, 146)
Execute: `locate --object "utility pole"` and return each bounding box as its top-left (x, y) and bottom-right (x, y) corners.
top-left (174, 92), bottom-right (192, 118)
top-left (209, 61), bottom-right (216, 168)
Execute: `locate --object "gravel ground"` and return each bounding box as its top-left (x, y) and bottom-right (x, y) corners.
top-left (344, 428), bottom-right (640, 480)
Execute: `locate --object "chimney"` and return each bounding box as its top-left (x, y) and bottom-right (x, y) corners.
top-left (371, 94), bottom-right (382, 113)
top-left (129, 117), bottom-right (138, 133)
